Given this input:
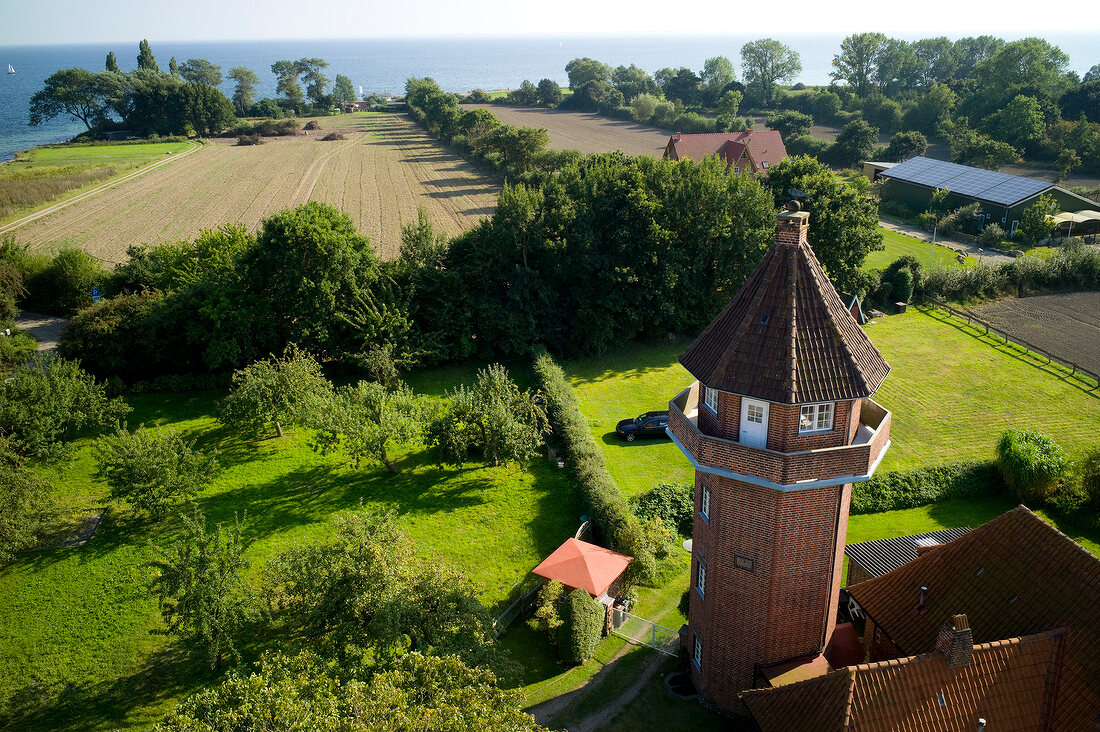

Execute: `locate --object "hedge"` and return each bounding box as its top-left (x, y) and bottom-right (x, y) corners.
top-left (851, 461), bottom-right (1003, 514)
top-left (533, 351), bottom-right (655, 582)
top-left (557, 588), bottom-right (603, 665)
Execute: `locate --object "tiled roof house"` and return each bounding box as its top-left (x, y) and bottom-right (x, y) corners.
top-left (741, 506), bottom-right (1100, 730)
top-left (663, 130), bottom-right (787, 175)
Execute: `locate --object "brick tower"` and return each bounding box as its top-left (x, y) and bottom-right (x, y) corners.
top-left (667, 203), bottom-right (893, 710)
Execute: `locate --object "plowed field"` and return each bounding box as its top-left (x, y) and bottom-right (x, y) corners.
top-left (970, 291), bottom-right (1100, 377)
top-left (467, 104), bottom-right (671, 156)
top-left (10, 113), bottom-right (499, 262)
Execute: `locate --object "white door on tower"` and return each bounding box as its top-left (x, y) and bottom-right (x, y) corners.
top-left (740, 398), bottom-right (769, 449)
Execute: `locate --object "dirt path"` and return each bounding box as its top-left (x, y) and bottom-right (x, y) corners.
top-left (14, 311), bottom-right (68, 351)
top-left (0, 141), bottom-right (202, 237)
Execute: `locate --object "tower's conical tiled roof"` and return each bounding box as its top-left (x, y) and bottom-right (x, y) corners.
top-left (679, 209), bottom-right (889, 404)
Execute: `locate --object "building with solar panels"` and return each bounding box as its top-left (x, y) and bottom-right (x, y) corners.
top-left (870, 156), bottom-right (1100, 238)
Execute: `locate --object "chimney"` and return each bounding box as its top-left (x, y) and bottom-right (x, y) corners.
top-left (776, 200), bottom-right (809, 248)
top-left (917, 585), bottom-right (928, 613)
top-left (936, 614), bottom-right (973, 668)
top-left (673, 132), bottom-right (682, 141)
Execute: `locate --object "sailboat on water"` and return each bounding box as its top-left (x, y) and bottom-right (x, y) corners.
top-left (6, 65), bottom-right (13, 75)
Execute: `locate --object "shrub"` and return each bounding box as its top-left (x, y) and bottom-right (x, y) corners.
top-left (533, 352), bottom-right (655, 583)
top-left (878, 200), bottom-right (912, 219)
top-left (785, 134), bottom-right (830, 158)
top-left (630, 93), bottom-right (660, 123)
top-left (464, 89), bottom-right (491, 104)
top-left (95, 424), bottom-right (221, 517)
top-left (303, 120), bottom-right (321, 130)
top-left (24, 248), bottom-right (106, 316)
top-left (979, 222), bottom-right (1005, 248)
top-left (851, 462), bottom-right (1002, 514)
top-left (237, 134), bottom-right (262, 145)
top-left (528, 579), bottom-right (564, 636)
top-left (997, 429), bottom-right (1068, 503)
top-left (632, 483), bottom-right (693, 535)
top-left (1080, 447), bottom-right (1100, 507)
top-left (557, 589), bottom-right (603, 665)
top-left (321, 132), bottom-right (346, 141)
top-left (0, 329), bottom-right (37, 372)
top-left (672, 112), bottom-right (714, 134)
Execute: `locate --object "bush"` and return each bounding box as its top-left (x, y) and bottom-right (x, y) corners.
top-left (533, 352), bottom-right (655, 583)
top-left (851, 462), bottom-right (1002, 514)
top-left (24, 248), bottom-right (106, 316)
top-left (95, 424), bottom-right (221, 517)
top-left (557, 589), bottom-right (603, 665)
top-left (1080, 447), bottom-right (1100, 507)
top-left (785, 134), bottom-right (830, 158)
top-left (632, 483), bottom-right (693, 535)
top-left (303, 120), bottom-right (321, 131)
top-left (672, 112), bottom-right (714, 134)
top-left (979, 222), bottom-right (1005, 248)
top-left (0, 329), bottom-right (37, 372)
top-left (630, 93), bottom-right (660, 123)
top-left (878, 200), bottom-right (913, 219)
top-left (237, 134), bottom-right (262, 146)
top-left (997, 429), bottom-right (1068, 503)
top-left (464, 89), bottom-right (491, 104)
top-left (321, 132), bottom-right (346, 141)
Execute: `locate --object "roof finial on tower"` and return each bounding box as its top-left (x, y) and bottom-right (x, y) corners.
top-left (785, 199), bottom-right (801, 213)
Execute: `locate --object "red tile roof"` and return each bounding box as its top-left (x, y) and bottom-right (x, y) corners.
top-left (678, 211), bottom-right (890, 403)
top-left (847, 506), bottom-right (1100, 730)
top-left (664, 130), bottom-right (787, 173)
top-left (742, 628), bottom-right (1067, 731)
top-left (531, 538), bottom-right (632, 598)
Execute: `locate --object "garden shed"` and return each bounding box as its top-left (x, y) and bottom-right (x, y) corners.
top-left (532, 538), bottom-right (632, 604)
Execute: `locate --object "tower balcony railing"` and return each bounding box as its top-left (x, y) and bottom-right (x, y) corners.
top-left (668, 382), bottom-right (891, 490)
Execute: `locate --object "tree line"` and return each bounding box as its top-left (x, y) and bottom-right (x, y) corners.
top-left (29, 40), bottom-right (367, 138)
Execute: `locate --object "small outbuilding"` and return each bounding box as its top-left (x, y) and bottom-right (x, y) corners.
top-left (532, 538), bottom-right (632, 604)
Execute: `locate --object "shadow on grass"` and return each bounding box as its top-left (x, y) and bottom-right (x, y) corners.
top-left (563, 340), bottom-right (691, 386)
top-left (0, 642), bottom-right (214, 732)
top-left (599, 433), bottom-right (672, 450)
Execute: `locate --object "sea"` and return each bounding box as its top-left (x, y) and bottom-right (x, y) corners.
top-left (1, 34), bottom-right (1098, 163)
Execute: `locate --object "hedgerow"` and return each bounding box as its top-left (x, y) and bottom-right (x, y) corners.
top-left (851, 461), bottom-right (1003, 514)
top-left (557, 589), bottom-right (603, 665)
top-left (533, 351), bottom-right (655, 583)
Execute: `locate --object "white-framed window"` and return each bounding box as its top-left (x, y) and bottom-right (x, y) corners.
top-left (762, 161), bottom-right (769, 169)
top-left (701, 486), bottom-right (711, 522)
top-left (799, 402), bottom-right (834, 433)
top-left (693, 635), bottom-right (703, 670)
top-left (696, 559), bottom-right (707, 598)
top-left (746, 402), bottom-right (764, 424)
top-left (704, 386), bottom-right (718, 414)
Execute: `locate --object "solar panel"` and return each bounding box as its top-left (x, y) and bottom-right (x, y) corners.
top-left (881, 157), bottom-right (1052, 206)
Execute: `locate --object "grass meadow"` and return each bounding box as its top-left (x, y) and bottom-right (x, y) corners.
top-left (0, 363), bottom-right (577, 731)
top-left (0, 141), bottom-right (193, 223)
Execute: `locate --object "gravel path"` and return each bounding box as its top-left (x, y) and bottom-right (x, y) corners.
top-left (14, 311), bottom-right (68, 351)
top-left (879, 218), bottom-right (1016, 265)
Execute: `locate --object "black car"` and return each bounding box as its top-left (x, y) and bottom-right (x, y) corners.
top-left (616, 411), bottom-right (670, 441)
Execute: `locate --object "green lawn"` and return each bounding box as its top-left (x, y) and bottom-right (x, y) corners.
top-left (0, 363), bottom-right (576, 731)
top-left (864, 226), bottom-right (973, 271)
top-left (0, 140), bottom-right (194, 223)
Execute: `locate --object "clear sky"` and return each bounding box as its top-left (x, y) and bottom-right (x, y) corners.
top-left (4, 0), bottom-right (1100, 46)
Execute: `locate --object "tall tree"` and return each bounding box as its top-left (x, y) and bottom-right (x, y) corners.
top-left (1085, 64), bottom-right (1100, 83)
top-left (741, 39), bottom-right (802, 107)
top-left (700, 56), bottom-right (736, 105)
top-left (169, 56), bottom-right (179, 76)
top-left (296, 57), bottom-right (330, 106)
top-left (180, 58), bottom-right (223, 87)
top-left (663, 67), bottom-right (702, 107)
top-left (105, 51), bottom-right (119, 73)
top-left (953, 35), bottom-right (1005, 78)
top-left (874, 38), bottom-right (925, 96)
top-left (271, 59), bottom-right (303, 110)
top-left (332, 73), bottom-right (356, 105)
top-left (565, 57), bottom-right (611, 90)
top-left (765, 156), bottom-right (883, 294)
top-left (28, 68), bottom-right (115, 131)
top-left (137, 39), bottom-right (159, 72)
top-left (537, 78), bottom-right (563, 107)
top-left (831, 32), bottom-right (888, 97)
top-left (912, 36), bottom-right (958, 86)
top-left (227, 66), bottom-right (259, 116)
top-left (146, 509), bottom-right (253, 669)
top-left (611, 64), bottom-right (658, 102)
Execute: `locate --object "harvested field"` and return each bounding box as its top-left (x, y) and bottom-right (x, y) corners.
top-left (468, 104), bottom-right (671, 156)
top-left (8, 113), bottom-right (499, 262)
top-left (970, 292), bottom-right (1100, 377)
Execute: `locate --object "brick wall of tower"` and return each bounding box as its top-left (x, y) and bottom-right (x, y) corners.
top-left (688, 472), bottom-right (848, 708)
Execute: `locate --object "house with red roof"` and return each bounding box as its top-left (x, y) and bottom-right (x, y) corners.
top-left (663, 130), bottom-right (787, 175)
